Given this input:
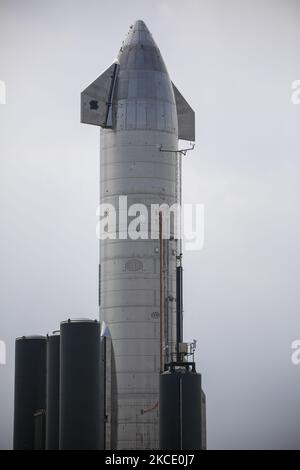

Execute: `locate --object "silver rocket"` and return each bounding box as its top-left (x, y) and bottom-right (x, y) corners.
top-left (81, 20), bottom-right (195, 450)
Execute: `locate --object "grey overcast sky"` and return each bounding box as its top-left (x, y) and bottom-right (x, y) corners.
top-left (1, 0), bottom-right (300, 449)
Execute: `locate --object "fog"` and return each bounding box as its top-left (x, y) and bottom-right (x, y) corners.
top-left (0, 0), bottom-right (300, 449)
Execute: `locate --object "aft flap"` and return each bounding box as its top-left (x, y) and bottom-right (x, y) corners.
top-left (172, 82), bottom-right (195, 141)
top-left (81, 62), bottom-right (119, 128)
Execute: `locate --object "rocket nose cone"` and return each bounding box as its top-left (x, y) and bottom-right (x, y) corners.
top-left (118, 20), bottom-right (167, 73)
top-left (132, 19), bottom-right (148, 31)
top-left (120, 19), bottom-right (157, 51)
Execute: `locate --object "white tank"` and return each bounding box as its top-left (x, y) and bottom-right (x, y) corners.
top-left (81, 19), bottom-right (195, 450)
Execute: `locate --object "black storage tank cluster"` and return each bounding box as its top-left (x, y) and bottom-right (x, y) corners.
top-left (159, 362), bottom-right (203, 450)
top-left (13, 319), bottom-right (102, 450)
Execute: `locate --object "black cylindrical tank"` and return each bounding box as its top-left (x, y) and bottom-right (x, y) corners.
top-left (159, 364), bottom-right (202, 450)
top-left (59, 319), bottom-right (101, 450)
top-left (46, 331), bottom-right (60, 450)
top-left (13, 336), bottom-right (47, 450)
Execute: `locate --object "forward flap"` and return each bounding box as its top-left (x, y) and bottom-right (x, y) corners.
top-left (172, 82), bottom-right (195, 141)
top-left (81, 61), bottom-right (119, 128)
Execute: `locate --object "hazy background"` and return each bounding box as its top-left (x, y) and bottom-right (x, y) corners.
top-left (1, 0), bottom-right (300, 449)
